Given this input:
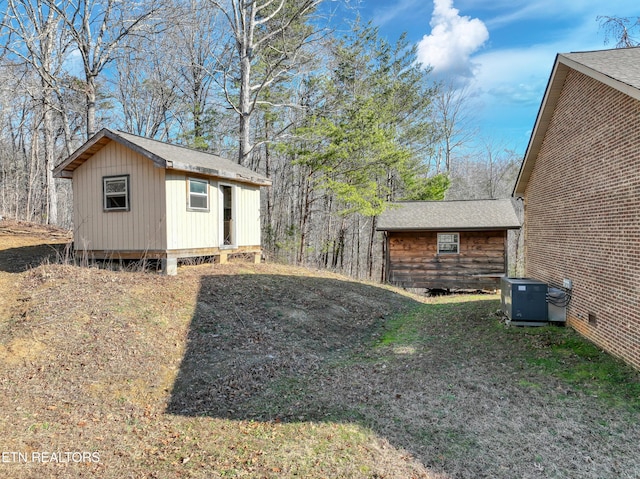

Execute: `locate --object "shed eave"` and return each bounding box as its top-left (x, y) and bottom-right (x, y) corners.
top-left (169, 161), bottom-right (272, 186)
top-left (376, 226), bottom-right (520, 232)
top-left (52, 128), bottom-right (168, 178)
top-left (53, 128), bottom-right (272, 187)
top-left (53, 128), bottom-right (114, 178)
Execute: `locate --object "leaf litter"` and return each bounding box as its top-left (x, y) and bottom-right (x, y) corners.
top-left (0, 222), bottom-right (639, 478)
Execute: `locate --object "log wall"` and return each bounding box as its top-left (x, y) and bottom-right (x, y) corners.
top-left (386, 230), bottom-right (507, 290)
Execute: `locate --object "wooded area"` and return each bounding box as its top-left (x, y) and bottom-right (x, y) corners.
top-left (0, 0), bottom-right (521, 279)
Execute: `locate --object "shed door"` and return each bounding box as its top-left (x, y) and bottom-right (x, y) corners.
top-left (221, 185), bottom-right (233, 245)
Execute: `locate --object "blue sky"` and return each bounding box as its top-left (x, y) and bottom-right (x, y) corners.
top-left (355, 0), bottom-right (639, 155)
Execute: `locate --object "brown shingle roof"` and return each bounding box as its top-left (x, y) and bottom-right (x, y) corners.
top-left (54, 128), bottom-right (271, 186)
top-left (376, 199), bottom-right (521, 231)
top-left (563, 47), bottom-right (640, 92)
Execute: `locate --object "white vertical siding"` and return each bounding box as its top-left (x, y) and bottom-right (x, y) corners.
top-left (236, 185), bottom-right (261, 246)
top-left (165, 178), bottom-right (261, 250)
top-left (72, 139), bottom-right (263, 254)
top-left (165, 172), bottom-right (219, 250)
top-left (73, 141), bottom-right (166, 251)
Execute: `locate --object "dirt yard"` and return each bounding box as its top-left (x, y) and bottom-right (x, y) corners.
top-left (0, 221), bottom-right (71, 327)
top-left (0, 220), bottom-right (639, 478)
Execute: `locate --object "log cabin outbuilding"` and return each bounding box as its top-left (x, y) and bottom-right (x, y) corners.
top-left (377, 199), bottom-right (520, 291)
top-left (53, 128), bottom-right (271, 274)
top-left (514, 47), bottom-right (640, 370)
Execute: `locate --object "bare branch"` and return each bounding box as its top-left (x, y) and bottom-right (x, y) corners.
top-left (598, 15), bottom-right (640, 48)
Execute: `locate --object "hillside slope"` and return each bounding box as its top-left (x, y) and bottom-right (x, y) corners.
top-left (0, 223), bottom-right (439, 478)
top-left (1, 222), bottom-right (639, 479)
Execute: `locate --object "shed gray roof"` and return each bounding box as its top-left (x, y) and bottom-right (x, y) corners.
top-left (376, 199), bottom-right (521, 231)
top-left (514, 47), bottom-right (640, 196)
top-left (53, 128), bottom-right (271, 186)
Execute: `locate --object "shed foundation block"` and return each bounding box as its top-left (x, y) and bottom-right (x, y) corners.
top-left (162, 258), bottom-right (178, 276)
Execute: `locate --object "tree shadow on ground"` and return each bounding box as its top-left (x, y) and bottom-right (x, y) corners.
top-left (166, 273), bottom-right (419, 420)
top-left (0, 243), bottom-right (70, 273)
top-left (166, 274), bottom-right (640, 478)
top-left (166, 273), bottom-right (506, 475)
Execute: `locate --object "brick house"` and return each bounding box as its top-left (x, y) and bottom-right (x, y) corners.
top-left (514, 47), bottom-right (640, 369)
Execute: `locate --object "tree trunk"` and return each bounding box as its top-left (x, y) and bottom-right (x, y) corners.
top-left (367, 215), bottom-right (377, 279)
top-left (297, 173), bottom-right (312, 264)
top-left (264, 135), bottom-right (273, 230)
top-left (322, 194), bottom-right (333, 268)
top-left (354, 215), bottom-right (360, 278)
top-left (86, 75), bottom-right (97, 138)
top-left (332, 217), bottom-right (345, 270)
top-left (237, 2), bottom-right (253, 166)
top-left (43, 102), bottom-right (58, 224)
top-left (26, 126), bottom-right (39, 223)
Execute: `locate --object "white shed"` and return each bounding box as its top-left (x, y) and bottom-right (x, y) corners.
top-left (53, 128), bottom-right (271, 274)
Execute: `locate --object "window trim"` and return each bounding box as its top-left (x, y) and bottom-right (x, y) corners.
top-left (437, 232), bottom-right (460, 254)
top-left (187, 177), bottom-right (210, 211)
top-left (103, 175), bottom-right (130, 212)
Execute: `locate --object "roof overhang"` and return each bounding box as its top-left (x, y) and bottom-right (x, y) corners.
top-left (53, 129), bottom-right (168, 179)
top-left (513, 56), bottom-right (567, 197)
top-left (54, 128), bottom-right (272, 187)
top-left (165, 160), bottom-right (271, 186)
top-left (377, 226), bottom-right (520, 232)
top-left (513, 52), bottom-right (640, 197)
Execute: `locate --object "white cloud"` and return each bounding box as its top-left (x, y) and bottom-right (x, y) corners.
top-left (471, 13), bottom-right (608, 107)
top-left (63, 48), bottom-right (84, 78)
top-left (410, 0), bottom-right (640, 151)
top-left (416, 0), bottom-right (489, 78)
top-left (472, 46), bottom-right (553, 106)
top-left (464, 0), bottom-right (640, 32)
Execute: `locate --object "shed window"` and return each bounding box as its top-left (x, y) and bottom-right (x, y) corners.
top-left (103, 175), bottom-right (130, 211)
top-left (188, 178), bottom-right (209, 210)
top-left (438, 233), bottom-right (459, 254)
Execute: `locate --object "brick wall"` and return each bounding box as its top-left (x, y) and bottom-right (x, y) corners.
top-left (524, 69), bottom-right (640, 370)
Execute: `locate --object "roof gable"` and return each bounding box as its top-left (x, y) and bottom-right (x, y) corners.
top-left (53, 128), bottom-right (271, 186)
top-left (514, 47), bottom-right (640, 196)
top-left (376, 199), bottom-right (520, 231)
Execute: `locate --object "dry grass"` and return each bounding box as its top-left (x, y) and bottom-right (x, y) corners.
top-left (0, 221), bottom-right (639, 478)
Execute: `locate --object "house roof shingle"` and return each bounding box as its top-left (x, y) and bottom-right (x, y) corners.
top-left (514, 47), bottom-right (640, 196)
top-left (563, 48), bottom-right (640, 92)
top-left (376, 199), bottom-right (521, 231)
top-left (53, 128), bottom-right (271, 186)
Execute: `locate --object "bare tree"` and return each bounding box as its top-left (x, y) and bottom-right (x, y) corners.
top-left (431, 81), bottom-right (476, 174)
top-left (46, 0), bottom-right (167, 139)
top-left (111, 38), bottom-right (179, 139)
top-left (446, 139), bottom-right (520, 200)
top-left (208, 0), bottom-right (327, 166)
top-left (172, 1), bottom-right (220, 145)
top-left (2, 0), bottom-right (72, 224)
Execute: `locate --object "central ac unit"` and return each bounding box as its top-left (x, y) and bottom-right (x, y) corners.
top-left (501, 277), bottom-right (548, 326)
